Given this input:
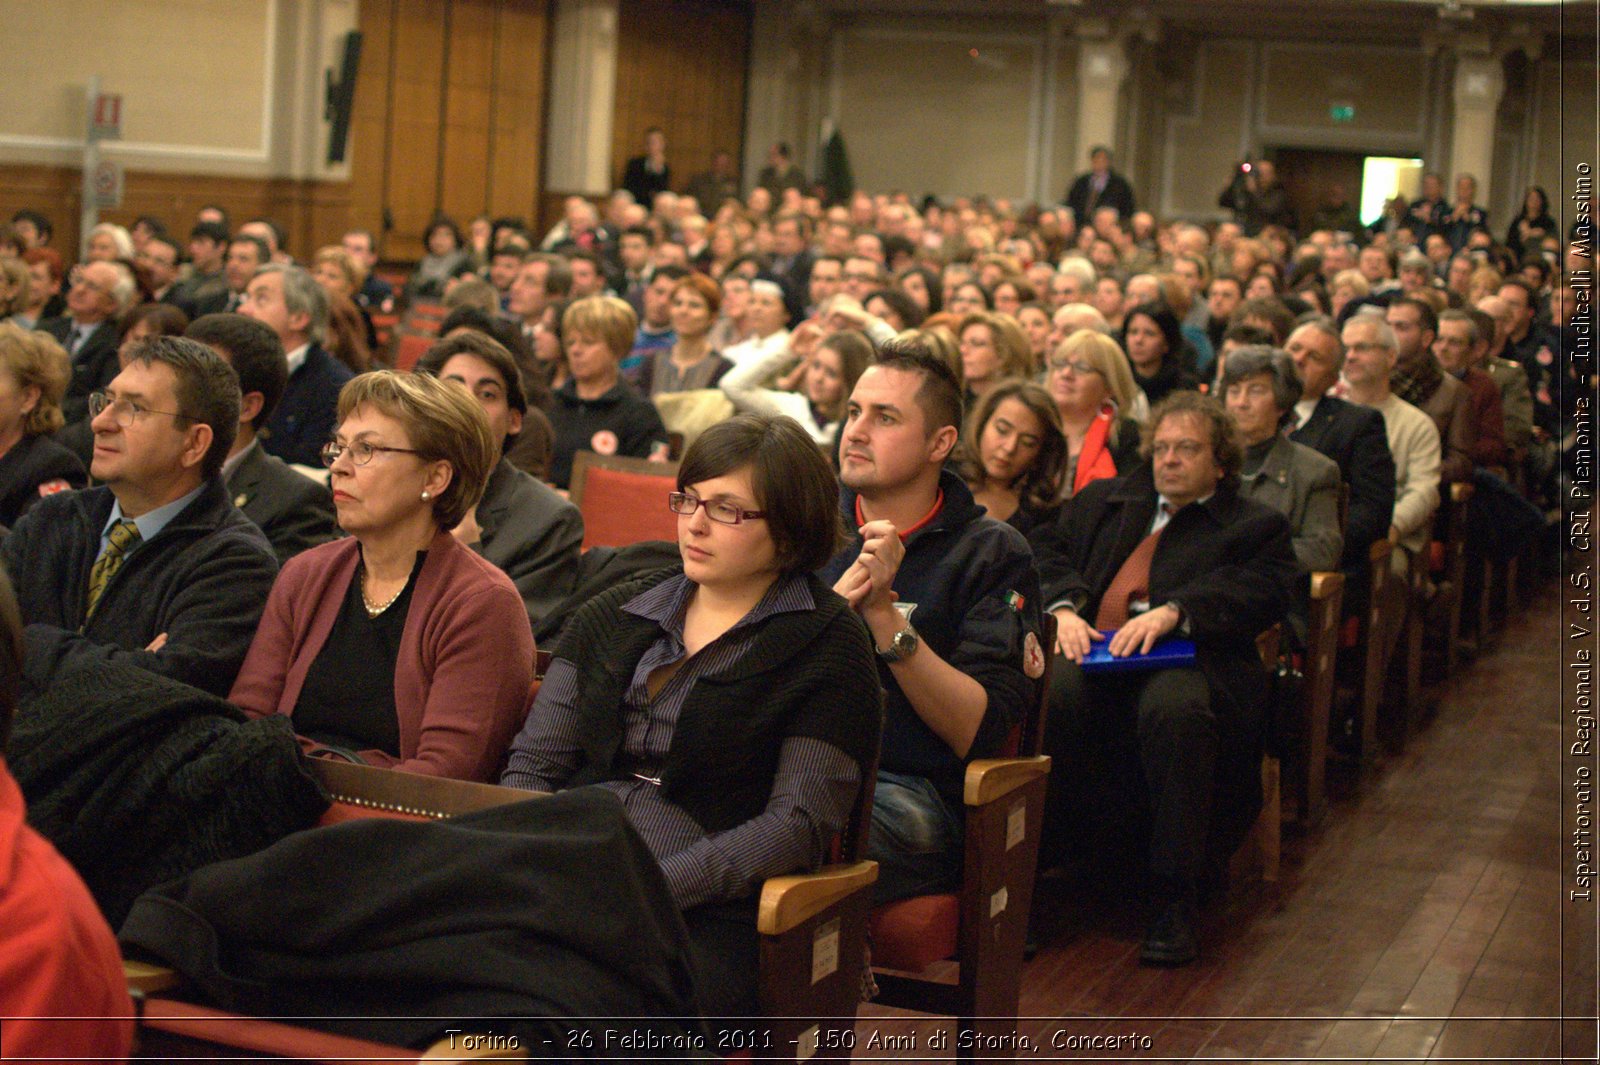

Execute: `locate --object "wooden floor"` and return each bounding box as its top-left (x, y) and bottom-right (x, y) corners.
top-left (858, 580), bottom-right (1588, 1063)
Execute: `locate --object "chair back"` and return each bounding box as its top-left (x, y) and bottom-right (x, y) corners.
top-left (569, 451), bottom-right (681, 551)
top-left (393, 333), bottom-right (433, 371)
top-left (311, 760), bottom-right (536, 825)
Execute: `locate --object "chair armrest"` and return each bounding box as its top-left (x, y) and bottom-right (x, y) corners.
top-left (1310, 571), bottom-right (1344, 600)
top-left (963, 755), bottom-right (1051, 807)
top-left (125, 959), bottom-right (181, 994)
top-left (1369, 538), bottom-right (1393, 564)
top-left (757, 860), bottom-right (878, 936)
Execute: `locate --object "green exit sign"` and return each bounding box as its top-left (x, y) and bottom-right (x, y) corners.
top-left (1330, 104), bottom-right (1356, 123)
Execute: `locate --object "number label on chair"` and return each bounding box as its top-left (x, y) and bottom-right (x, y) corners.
top-left (811, 917), bottom-right (840, 984)
top-left (1006, 800), bottom-right (1026, 851)
top-left (990, 885), bottom-right (1009, 918)
top-left (797, 1025), bottom-right (819, 1061)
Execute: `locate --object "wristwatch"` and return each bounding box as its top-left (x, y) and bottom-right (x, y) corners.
top-left (877, 623), bottom-right (920, 663)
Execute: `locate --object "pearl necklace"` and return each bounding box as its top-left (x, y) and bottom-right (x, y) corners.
top-left (361, 567), bottom-right (407, 618)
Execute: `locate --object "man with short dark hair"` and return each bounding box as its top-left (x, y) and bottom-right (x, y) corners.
top-left (139, 235), bottom-right (184, 306)
top-left (1432, 311), bottom-right (1507, 473)
top-left (1470, 299), bottom-right (1535, 453)
top-left (1496, 279), bottom-right (1560, 436)
top-left (566, 249), bottom-right (609, 299)
top-left (176, 221), bottom-right (230, 313)
top-left (39, 260), bottom-right (137, 425)
top-left (1386, 297), bottom-right (1475, 484)
top-left (819, 343), bottom-right (1042, 906)
top-left (1030, 392), bottom-right (1295, 966)
top-left (806, 255), bottom-right (844, 316)
top-left (616, 225), bottom-right (655, 313)
top-left (194, 235), bottom-right (268, 317)
top-left (186, 313), bottom-right (335, 563)
top-left (0, 337), bottom-right (276, 697)
top-left (621, 127), bottom-right (671, 207)
top-left (239, 264), bottom-right (352, 468)
top-left (341, 229), bottom-right (393, 313)
top-left (624, 265), bottom-right (686, 378)
top-left (769, 213), bottom-right (815, 322)
top-left (9, 209), bottom-right (51, 250)
top-left (417, 334), bottom-right (583, 638)
top-left (1064, 146), bottom-right (1137, 224)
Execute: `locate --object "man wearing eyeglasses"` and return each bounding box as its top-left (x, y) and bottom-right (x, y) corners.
top-left (0, 337), bottom-right (277, 698)
top-left (1028, 391), bottom-right (1295, 966)
top-left (37, 260), bottom-right (136, 425)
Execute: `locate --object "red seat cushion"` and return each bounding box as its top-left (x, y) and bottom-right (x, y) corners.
top-left (1340, 615), bottom-right (1360, 648)
top-left (1429, 540), bottom-right (1446, 573)
top-left (578, 468), bottom-right (679, 550)
top-left (393, 334), bottom-right (433, 372)
top-left (870, 894), bottom-right (959, 972)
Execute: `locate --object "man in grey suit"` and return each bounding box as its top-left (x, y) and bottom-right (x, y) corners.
top-left (185, 314), bottom-right (335, 565)
top-left (1221, 346), bottom-right (1343, 644)
top-left (417, 332), bottom-right (582, 640)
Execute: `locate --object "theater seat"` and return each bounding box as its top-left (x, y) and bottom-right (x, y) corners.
top-left (868, 616), bottom-right (1054, 1059)
top-left (568, 451), bottom-right (681, 551)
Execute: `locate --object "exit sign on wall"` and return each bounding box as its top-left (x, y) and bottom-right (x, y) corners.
top-left (1330, 103), bottom-right (1356, 124)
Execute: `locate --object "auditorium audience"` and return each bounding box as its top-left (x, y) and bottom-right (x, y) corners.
top-left (417, 332), bottom-right (582, 639)
top-left (240, 263), bottom-right (353, 469)
top-left (230, 369), bottom-right (532, 782)
top-left (503, 412), bottom-right (878, 1016)
top-left (186, 313), bottom-right (336, 564)
top-left (548, 295), bottom-right (669, 489)
top-left (1031, 391), bottom-right (1295, 966)
top-left (1048, 329), bottom-right (1143, 499)
top-left (1385, 298), bottom-right (1475, 485)
top-left (0, 336), bottom-right (277, 697)
top-left (0, 324), bottom-right (85, 527)
top-left (819, 342), bottom-right (1041, 905)
top-left (720, 325), bottom-right (870, 447)
top-left (405, 218), bottom-right (471, 303)
top-left (959, 380), bottom-right (1067, 534)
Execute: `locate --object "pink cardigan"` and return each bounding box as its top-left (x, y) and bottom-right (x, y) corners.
top-left (229, 530), bottom-right (535, 782)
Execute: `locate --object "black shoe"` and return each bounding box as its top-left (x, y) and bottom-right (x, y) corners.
top-left (1140, 900), bottom-right (1198, 966)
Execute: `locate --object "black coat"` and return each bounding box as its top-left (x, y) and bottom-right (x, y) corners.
top-left (38, 316), bottom-right (120, 425)
top-left (0, 432), bottom-right (85, 529)
top-left (1029, 464), bottom-right (1296, 733)
top-left (1064, 170), bottom-right (1137, 222)
top-left (226, 441), bottom-right (336, 565)
top-left (119, 788), bottom-right (705, 1050)
top-left (0, 478), bottom-right (278, 698)
top-left (9, 658), bottom-right (327, 928)
top-left (262, 343), bottom-right (353, 469)
top-left (622, 155), bottom-right (672, 205)
top-left (1290, 395), bottom-right (1396, 568)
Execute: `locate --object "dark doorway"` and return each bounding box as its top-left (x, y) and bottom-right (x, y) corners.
top-left (1273, 147), bottom-right (1368, 235)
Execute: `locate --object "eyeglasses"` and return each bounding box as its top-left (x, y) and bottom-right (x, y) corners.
top-left (1049, 358), bottom-right (1100, 377)
top-left (667, 491), bottom-right (766, 526)
top-left (320, 440), bottom-right (420, 467)
top-left (88, 391), bottom-right (188, 426)
top-left (68, 266), bottom-right (113, 296)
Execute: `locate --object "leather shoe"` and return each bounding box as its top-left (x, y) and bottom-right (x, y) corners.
top-left (1140, 900), bottom-right (1198, 966)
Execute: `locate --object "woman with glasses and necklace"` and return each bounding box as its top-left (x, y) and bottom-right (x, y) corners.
top-left (229, 370), bottom-right (534, 782)
top-left (1047, 329), bottom-right (1144, 499)
top-left (501, 413), bottom-right (881, 1019)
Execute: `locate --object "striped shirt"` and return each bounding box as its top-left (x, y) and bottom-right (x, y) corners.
top-left (502, 572), bottom-right (861, 910)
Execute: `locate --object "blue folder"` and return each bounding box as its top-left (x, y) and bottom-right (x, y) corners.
top-left (1079, 633), bottom-right (1198, 674)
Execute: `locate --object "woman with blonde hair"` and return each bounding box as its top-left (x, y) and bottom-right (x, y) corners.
top-left (548, 295), bottom-right (668, 488)
top-left (0, 323), bottom-right (85, 526)
top-left (1045, 329), bottom-right (1142, 499)
top-left (230, 369), bottom-right (534, 782)
top-left (311, 245), bottom-right (376, 370)
top-left (0, 258), bottom-right (30, 321)
top-left (957, 310), bottom-right (1033, 406)
top-left (1329, 269), bottom-right (1371, 321)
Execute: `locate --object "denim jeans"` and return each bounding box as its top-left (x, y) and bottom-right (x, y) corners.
top-left (868, 770), bottom-right (963, 904)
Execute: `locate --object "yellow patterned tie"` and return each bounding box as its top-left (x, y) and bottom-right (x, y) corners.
top-left (84, 519), bottom-right (141, 623)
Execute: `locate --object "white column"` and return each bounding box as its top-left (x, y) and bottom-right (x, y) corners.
top-left (1072, 26), bottom-right (1128, 177)
top-left (743, 0), bottom-right (817, 194)
top-left (1449, 48), bottom-right (1505, 205)
top-left (265, 0), bottom-right (359, 182)
top-left (545, 0), bottom-right (620, 195)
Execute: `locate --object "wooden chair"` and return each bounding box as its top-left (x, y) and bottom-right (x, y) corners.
top-left (1429, 482), bottom-right (1475, 678)
top-left (568, 451), bottom-right (681, 551)
top-left (866, 615), bottom-right (1055, 1058)
top-left (128, 757), bottom-right (879, 1064)
top-left (1295, 571), bottom-right (1343, 826)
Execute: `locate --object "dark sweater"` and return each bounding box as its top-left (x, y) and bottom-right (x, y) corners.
top-left (547, 379), bottom-right (669, 489)
top-left (0, 478), bottom-right (277, 698)
top-left (0, 432), bottom-right (85, 529)
top-left (555, 567), bottom-right (882, 835)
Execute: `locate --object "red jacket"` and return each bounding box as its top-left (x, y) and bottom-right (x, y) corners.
top-left (230, 530), bottom-right (535, 782)
top-left (1457, 366), bottom-right (1508, 471)
top-left (0, 759), bottom-right (133, 1062)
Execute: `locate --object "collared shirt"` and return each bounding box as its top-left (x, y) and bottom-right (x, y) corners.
top-left (284, 342), bottom-right (311, 377)
top-left (100, 483), bottom-right (205, 558)
top-left (1293, 398), bottom-right (1318, 431)
top-left (220, 438), bottom-right (258, 482)
top-left (67, 319), bottom-right (105, 358)
top-left (502, 571), bottom-right (859, 910)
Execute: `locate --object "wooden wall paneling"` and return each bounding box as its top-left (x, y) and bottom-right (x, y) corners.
top-left (488, 0), bottom-right (548, 228)
top-left (612, 0), bottom-right (750, 208)
top-left (351, 0), bottom-right (397, 255)
top-left (384, 0), bottom-right (449, 260)
top-left (439, 0), bottom-right (497, 227)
